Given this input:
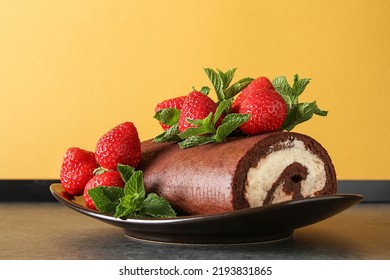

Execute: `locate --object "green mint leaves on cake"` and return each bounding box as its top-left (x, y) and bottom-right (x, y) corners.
top-left (153, 68), bottom-right (328, 148)
top-left (272, 74), bottom-right (328, 131)
top-left (153, 68), bottom-right (251, 148)
top-left (177, 98), bottom-right (250, 148)
top-left (154, 99), bottom-right (250, 148)
top-left (88, 164), bottom-right (176, 219)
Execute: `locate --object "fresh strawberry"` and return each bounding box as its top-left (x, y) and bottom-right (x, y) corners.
top-left (231, 76), bottom-right (275, 113)
top-left (83, 170), bottom-right (125, 210)
top-left (60, 147), bottom-right (98, 196)
top-left (95, 122), bottom-right (141, 170)
top-left (155, 96), bottom-right (186, 130)
top-left (178, 91), bottom-right (219, 132)
top-left (238, 89), bottom-right (287, 135)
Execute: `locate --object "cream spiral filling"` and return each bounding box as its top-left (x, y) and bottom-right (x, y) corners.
top-left (244, 139), bottom-right (326, 207)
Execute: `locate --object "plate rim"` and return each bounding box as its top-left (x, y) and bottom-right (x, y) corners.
top-left (50, 183), bottom-right (363, 244)
top-left (49, 183), bottom-right (363, 224)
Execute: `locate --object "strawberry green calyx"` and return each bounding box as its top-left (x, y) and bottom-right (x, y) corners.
top-left (272, 74), bottom-right (328, 131)
top-left (196, 86), bottom-right (211, 95)
top-left (93, 166), bottom-right (111, 175)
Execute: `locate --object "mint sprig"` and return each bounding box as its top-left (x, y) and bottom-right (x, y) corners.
top-left (176, 99), bottom-right (249, 148)
top-left (154, 98), bottom-right (249, 149)
top-left (86, 187), bottom-right (124, 214)
top-left (153, 68), bottom-right (252, 148)
top-left (153, 122), bottom-right (181, 143)
top-left (272, 74), bottom-right (328, 131)
top-left (88, 164), bottom-right (176, 219)
top-left (203, 67), bottom-right (254, 102)
top-left (153, 69), bottom-right (328, 148)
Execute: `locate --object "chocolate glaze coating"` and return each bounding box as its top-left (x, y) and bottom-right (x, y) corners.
top-left (139, 132), bottom-right (337, 215)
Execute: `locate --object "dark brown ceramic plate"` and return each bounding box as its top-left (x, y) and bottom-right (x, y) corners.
top-left (50, 183), bottom-right (362, 244)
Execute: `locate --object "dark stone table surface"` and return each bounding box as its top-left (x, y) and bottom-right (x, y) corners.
top-left (1, 202), bottom-right (389, 260)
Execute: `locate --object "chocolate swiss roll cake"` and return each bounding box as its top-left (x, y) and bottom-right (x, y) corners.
top-left (139, 131), bottom-right (337, 215)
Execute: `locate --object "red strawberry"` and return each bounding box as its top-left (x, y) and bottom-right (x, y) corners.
top-left (95, 122), bottom-right (141, 170)
top-left (155, 95), bottom-right (186, 130)
top-left (238, 89), bottom-right (287, 135)
top-left (83, 170), bottom-right (125, 210)
top-left (231, 77), bottom-right (275, 113)
top-left (178, 91), bottom-right (218, 132)
top-left (60, 147), bottom-right (98, 196)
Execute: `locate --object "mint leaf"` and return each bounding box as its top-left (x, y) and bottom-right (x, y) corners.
top-left (153, 108), bottom-right (182, 143)
top-left (124, 170), bottom-right (145, 199)
top-left (292, 74), bottom-right (310, 97)
top-left (204, 68), bottom-right (225, 101)
top-left (187, 111), bottom-right (214, 127)
top-left (272, 76), bottom-right (294, 107)
top-left (153, 108), bottom-right (181, 126)
top-left (178, 112), bottom-right (250, 148)
top-left (153, 123), bottom-right (181, 142)
top-left (178, 112), bottom-right (214, 139)
top-left (178, 125), bottom-right (214, 139)
top-left (214, 113), bottom-right (250, 142)
top-left (177, 100), bottom-right (244, 148)
top-left (178, 135), bottom-right (215, 149)
top-left (114, 192), bottom-right (140, 219)
top-left (204, 67), bottom-right (253, 102)
top-left (88, 187), bottom-right (124, 214)
top-left (224, 77), bottom-right (254, 99)
top-left (313, 103), bottom-right (328, 116)
top-left (212, 99), bottom-right (232, 127)
top-left (217, 68), bottom-right (236, 90)
top-left (117, 164), bottom-right (135, 182)
top-left (138, 193), bottom-right (176, 218)
top-left (272, 74), bottom-right (327, 131)
top-left (88, 166), bottom-right (177, 219)
top-left (281, 101), bottom-right (327, 131)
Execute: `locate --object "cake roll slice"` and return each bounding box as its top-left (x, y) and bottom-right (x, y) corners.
top-left (140, 132), bottom-right (337, 215)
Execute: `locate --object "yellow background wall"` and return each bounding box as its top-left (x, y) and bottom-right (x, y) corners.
top-left (0, 0), bottom-right (389, 179)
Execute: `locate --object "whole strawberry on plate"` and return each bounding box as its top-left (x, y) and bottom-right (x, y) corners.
top-left (95, 122), bottom-right (141, 170)
top-left (60, 147), bottom-right (98, 196)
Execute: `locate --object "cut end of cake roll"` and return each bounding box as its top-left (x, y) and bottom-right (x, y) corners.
top-left (140, 132), bottom-right (337, 215)
top-left (244, 133), bottom-right (336, 208)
